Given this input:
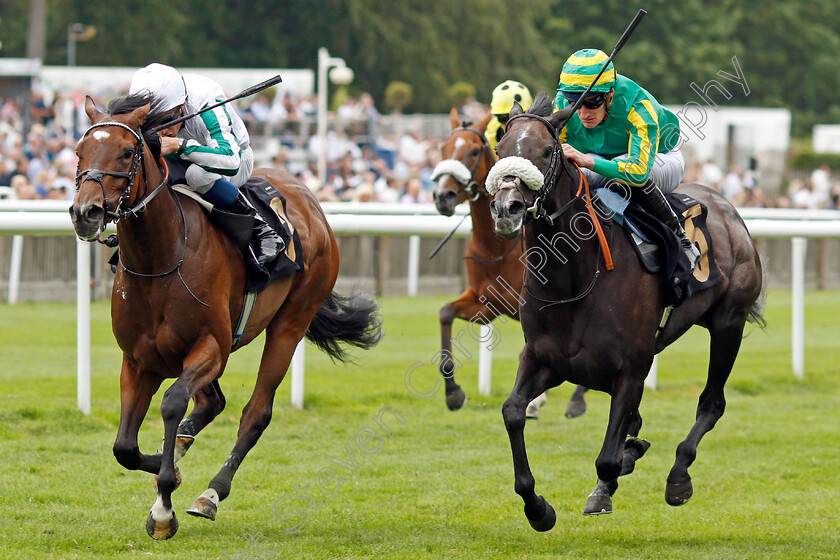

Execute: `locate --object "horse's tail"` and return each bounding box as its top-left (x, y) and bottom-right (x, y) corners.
top-left (747, 255), bottom-right (768, 328)
top-left (306, 290), bottom-right (383, 363)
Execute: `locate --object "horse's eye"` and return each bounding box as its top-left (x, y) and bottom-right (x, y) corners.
top-left (543, 147), bottom-right (553, 159)
top-left (471, 148), bottom-right (480, 158)
top-left (122, 148), bottom-right (134, 160)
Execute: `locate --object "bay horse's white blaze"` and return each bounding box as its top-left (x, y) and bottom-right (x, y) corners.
top-left (92, 130), bottom-right (110, 141)
top-left (454, 137), bottom-right (466, 150)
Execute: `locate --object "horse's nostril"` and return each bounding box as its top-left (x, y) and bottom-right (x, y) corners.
top-left (83, 205), bottom-right (104, 223)
top-left (508, 200), bottom-right (526, 216)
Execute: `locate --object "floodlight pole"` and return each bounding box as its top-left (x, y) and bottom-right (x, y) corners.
top-left (316, 48), bottom-right (353, 188)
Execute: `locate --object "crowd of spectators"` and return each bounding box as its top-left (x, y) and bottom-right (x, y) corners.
top-left (0, 87), bottom-right (452, 205)
top-left (2, 87), bottom-right (839, 211)
top-left (0, 91), bottom-right (89, 202)
top-left (685, 158), bottom-right (840, 210)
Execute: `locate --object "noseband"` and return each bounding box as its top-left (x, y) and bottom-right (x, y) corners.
top-left (449, 124), bottom-right (494, 201)
top-left (76, 121), bottom-right (168, 221)
top-left (503, 113), bottom-right (571, 222)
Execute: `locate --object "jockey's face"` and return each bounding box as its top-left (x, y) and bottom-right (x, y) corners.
top-left (158, 105), bottom-right (184, 138)
top-left (576, 90), bottom-right (614, 129)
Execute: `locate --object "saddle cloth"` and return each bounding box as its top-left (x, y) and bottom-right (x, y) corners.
top-left (107, 178), bottom-right (304, 294)
top-left (214, 177), bottom-right (304, 294)
top-left (595, 188), bottom-right (721, 307)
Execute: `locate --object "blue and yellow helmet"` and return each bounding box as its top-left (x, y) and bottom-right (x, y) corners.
top-left (557, 49), bottom-right (616, 94)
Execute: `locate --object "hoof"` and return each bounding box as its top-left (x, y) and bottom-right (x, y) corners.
top-left (186, 496), bottom-right (218, 521)
top-left (583, 484), bottom-right (613, 515)
top-left (525, 403), bottom-right (540, 419)
top-left (665, 479), bottom-right (694, 506)
top-left (154, 464), bottom-right (182, 493)
top-left (146, 511), bottom-right (178, 540)
top-left (445, 386), bottom-right (466, 410)
top-left (525, 496), bottom-right (556, 532)
top-left (564, 398), bottom-right (586, 419)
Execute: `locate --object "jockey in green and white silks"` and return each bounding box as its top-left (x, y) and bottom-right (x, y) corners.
top-left (554, 48), bottom-right (700, 269)
top-left (176, 73), bottom-right (253, 191)
top-left (129, 63), bottom-right (283, 265)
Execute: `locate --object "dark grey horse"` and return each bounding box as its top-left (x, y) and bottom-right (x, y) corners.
top-left (488, 92), bottom-right (765, 530)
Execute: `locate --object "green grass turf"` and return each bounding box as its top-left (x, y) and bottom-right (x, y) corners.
top-left (0, 289), bottom-right (838, 559)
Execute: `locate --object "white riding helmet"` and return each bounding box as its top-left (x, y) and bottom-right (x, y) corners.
top-left (129, 63), bottom-right (187, 111)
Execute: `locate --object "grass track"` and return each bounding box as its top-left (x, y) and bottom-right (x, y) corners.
top-left (0, 289), bottom-right (838, 559)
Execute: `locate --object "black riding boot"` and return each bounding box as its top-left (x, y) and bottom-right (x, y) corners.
top-left (228, 193), bottom-right (285, 265)
top-left (632, 179), bottom-right (701, 269)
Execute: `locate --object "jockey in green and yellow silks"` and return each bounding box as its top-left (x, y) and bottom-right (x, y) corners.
top-left (486, 80), bottom-right (533, 159)
top-left (554, 48), bottom-right (700, 270)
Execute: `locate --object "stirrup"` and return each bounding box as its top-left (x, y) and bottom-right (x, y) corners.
top-left (681, 238), bottom-right (701, 270)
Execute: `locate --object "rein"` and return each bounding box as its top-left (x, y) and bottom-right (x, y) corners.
top-left (116, 192), bottom-right (209, 308)
top-left (465, 241), bottom-right (518, 265)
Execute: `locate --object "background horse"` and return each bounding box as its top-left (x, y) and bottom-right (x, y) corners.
top-left (431, 107), bottom-right (588, 417)
top-left (488, 93), bottom-right (765, 530)
top-left (70, 96), bottom-right (381, 539)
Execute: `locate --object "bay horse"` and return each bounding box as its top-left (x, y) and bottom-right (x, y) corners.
top-left (431, 107), bottom-right (588, 417)
top-left (488, 93), bottom-right (765, 530)
top-left (70, 95), bottom-right (381, 540)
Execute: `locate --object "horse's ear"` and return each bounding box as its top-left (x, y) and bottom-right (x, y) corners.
top-left (477, 109), bottom-right (493, 134)
top-left (449, 107), bottom-right (460, 130)
top-left (127, 103), bottom-right (151, 127)
top-left (85, 96), bottom-right (104, 123)
top-left (550, 105), bottom-right (575, 132)
top-left (509, 101), bottom-right (524, 118)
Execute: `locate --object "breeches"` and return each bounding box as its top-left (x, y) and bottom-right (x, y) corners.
top-left (166, 146), bottom-right (255, 193)
top-left (580, 148), bottom-right (685, 194)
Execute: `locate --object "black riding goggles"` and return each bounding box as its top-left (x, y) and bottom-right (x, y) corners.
top-left (562, 91), bottom-right (608, 110)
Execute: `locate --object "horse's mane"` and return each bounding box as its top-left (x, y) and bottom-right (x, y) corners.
top-left (525, 91), bottom-right (554, 117)
top-left (106, 93), bottom-right (175, 160)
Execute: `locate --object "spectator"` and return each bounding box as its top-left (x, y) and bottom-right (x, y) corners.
top-left (790, 179), bottom-right (818, 209)
top-left (400, 178), bottom-right (424, 204)
top-left (810, 163), bottom-right (832, 208)
top-left (10, 173), bottom-right (37, 200)
top-left (699, 159), bottom-right (723, 192)
top-left (829, 184), bottom-right (840, 209)
top-left (720, 165), bottom-right (744, 203)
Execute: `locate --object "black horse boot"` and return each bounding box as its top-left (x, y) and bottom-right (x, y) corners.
top-left (228, 192), bottom-right (285, 265)
top-left (632, 179), bottom-right (701, 270)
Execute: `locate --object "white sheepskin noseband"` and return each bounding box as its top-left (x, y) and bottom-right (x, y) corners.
top-left (486, 156), bottom-right (545, 195)
top-left (430, 159), bottom-right (472, 185)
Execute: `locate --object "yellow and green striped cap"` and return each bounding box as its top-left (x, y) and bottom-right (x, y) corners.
top-left (558, 49), bottom-right (616, 93)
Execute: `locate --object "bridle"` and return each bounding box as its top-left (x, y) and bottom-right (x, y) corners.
top-left (75, 120), bottom-right (207, 306)
top-left (503, 112), bottom-right (577, 225)
top-left (449, 124), bottom-right (494, 201)
top-left (500, 111), bottom-right (614, 305)
top-left (75, 121), bottom-right (168, 222)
